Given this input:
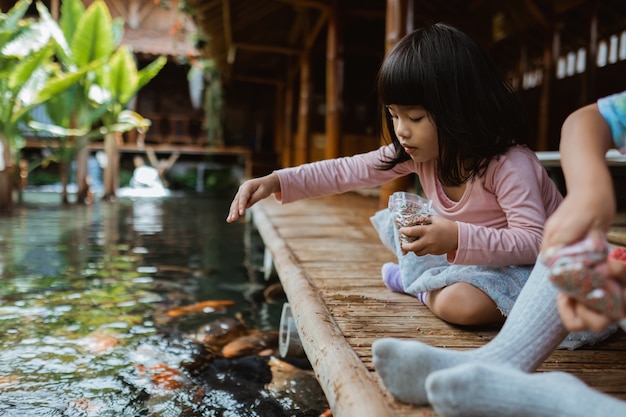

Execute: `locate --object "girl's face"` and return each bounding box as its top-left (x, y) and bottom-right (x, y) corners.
top-left (386, 104), bottom-right (438, 162)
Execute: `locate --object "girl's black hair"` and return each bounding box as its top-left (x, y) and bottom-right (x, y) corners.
top-left (376, 23), bottom-right (529, 186)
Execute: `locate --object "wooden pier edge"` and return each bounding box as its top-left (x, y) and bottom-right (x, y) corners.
top-left (250, 203), bottom-right (397, 417)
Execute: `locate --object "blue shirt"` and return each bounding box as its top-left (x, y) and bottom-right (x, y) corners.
top-left (598, 90), bottom-right (626, 153)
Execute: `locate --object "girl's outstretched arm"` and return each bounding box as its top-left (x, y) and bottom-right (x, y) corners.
top-left (226, 172), bottom-right (281, 223)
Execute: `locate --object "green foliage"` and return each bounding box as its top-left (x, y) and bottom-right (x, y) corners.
top-left (119, 168), bottom-right (133, 187)
top-left (59, 0), bottom-right (84, 45)
top-left (170, 170), bottom-right (196, 190)
top-left (0, 0), bottom-right (167, 206)
top-left (22, 0), bottom-right (166, 188)
top-left (71, 0), bottom-right (115, 67)
top-left (205, 168), bottom-right (238, 191)
top-left (27, 165), bottom-right (59, 185)
top-left (35, 0), bottom-right (165, 140)
top-left (0, 0), bottom-right (97, 155)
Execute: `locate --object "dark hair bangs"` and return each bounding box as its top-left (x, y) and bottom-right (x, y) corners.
top-left (377, 44), bottom-right (427, 107)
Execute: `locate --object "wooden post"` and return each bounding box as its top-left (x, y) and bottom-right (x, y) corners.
top-left (379, 0), bottom-right (414, 208)
top-left (324, 0), bottom-right (343, 160)
top-left (274, 85), bottom-right (285, 166)
top-left (537, 24), bottom-right (558, 151)
top-left (102, 132), bottom-right (120, 201)
top-left (0, 136), bottom-right (13, 210)
top-left (50, 0), bottom-right (59, 20)
top-left (294, 51), bottom-right (311, 165)
top-left (75, 146), bottom-right (90, 204)
top-left (282, 66), bottom-right (295, 168)
top-left (517, 39), bottom-right (528, 93)
top-left (583, 3), bottom-right (598, 105)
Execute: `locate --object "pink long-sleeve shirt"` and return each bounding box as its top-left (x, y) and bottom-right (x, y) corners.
top-left (274, 144), bottom-right (563, 266)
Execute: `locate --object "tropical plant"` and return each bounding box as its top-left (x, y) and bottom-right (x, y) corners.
top-left (28, 0), bottom-right (166, 203)
top-left (0, 0), bottom-right (98, 210)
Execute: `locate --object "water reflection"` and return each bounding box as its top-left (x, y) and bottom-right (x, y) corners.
top-left (132, 198), bottom-right (164, 234)
top-left (0, 192), bottom-right (326, 417)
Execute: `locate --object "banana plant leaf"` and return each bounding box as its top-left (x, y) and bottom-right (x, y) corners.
top-left (71, 0), bottom-right (115, 67)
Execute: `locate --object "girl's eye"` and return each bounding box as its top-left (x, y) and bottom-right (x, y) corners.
top-left (410, 116), bottom-right (423, 122)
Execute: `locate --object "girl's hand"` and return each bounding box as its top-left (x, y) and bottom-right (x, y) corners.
top-left (399, 215), bottom-right (458, 256)
top-left (226, 173), bottom-right (281, 223)
top-left (542, 189), bottom-right (615, 252)
top-left (556, 293), bottom-right (615, 333)
top-left (556, 259), bottom-right (626, 332)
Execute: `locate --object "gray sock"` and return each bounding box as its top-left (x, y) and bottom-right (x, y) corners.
top-left (372, 260), bottom-right (568, 405)
top-left (426, 362), bottom-right (626, 417)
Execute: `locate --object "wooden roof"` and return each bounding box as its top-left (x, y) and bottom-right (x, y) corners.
top-left (184, 0), bottom-right (626, 88)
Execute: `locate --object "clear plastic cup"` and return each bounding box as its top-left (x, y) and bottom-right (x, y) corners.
top-left (388, 191), bottom-right (432, 244)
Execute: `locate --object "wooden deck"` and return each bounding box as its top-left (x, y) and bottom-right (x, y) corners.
top-left (24, 138), bottom-right (254, 179)
top-left (249, 192), bottom-right (626, 417)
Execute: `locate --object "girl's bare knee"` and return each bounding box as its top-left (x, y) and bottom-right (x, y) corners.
top-left (427, 283), bottom-right (504, 325)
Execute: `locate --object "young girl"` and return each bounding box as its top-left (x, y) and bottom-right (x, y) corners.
top-left (227, 23), bottom-right (563, 326)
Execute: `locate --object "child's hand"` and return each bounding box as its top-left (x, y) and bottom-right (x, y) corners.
top-left (556, 292), bottom-right (616, 333)
top-left (554, 250), bottom-right (626, 332)
top-left (399, 215), bottom-right (458, 256)
top-left (226, 173), bottom-right (281, 223)
top-left (542, 186), bottom-right (615, 252)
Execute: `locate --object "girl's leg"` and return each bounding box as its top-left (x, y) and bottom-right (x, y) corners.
top-left (427, 282), bottom-right (505, 325)
top-left (372, 260), bottom-right (568, 405)
top-left (426, 363), bottom-right (626, 417)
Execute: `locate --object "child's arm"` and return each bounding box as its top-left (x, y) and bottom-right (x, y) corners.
top-left (226, 172), bottom-right (281, 222)
top-left (226, 145), bottom-right (412, 222)
top-left (542, 103), bottom-right (616, 251)
top-left (543, 92), bottom-right (626, 332)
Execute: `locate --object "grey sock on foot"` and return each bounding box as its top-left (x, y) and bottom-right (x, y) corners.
top-left (372, 338), bottom-right (469, 405)
top-left (426, 363), bottom-right (626, 417)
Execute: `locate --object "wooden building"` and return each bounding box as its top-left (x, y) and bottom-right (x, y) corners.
top-left (183, 0), bottom-right (626, 174)
top-left (3, 0), bottom-right (626, 191)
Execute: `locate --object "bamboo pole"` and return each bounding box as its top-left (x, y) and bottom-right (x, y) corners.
top-left (0, 137), bottom-right (12, 210)
top-left (282, 65), bottom-right (295, 168)
top-left (324, 0), bottom-right (342, 160)
top-left (250, 203), bottom-right (396, 417)
top-left (537, 24), bottom-right (558, 151)
top-left (379, 0), bottom-right (414, 208)
top-left (294, 52), bottom-right (311, 165)
top-left (274, 85), bottom-right (285, 165)
top-left (583, 2), bottom-right (598, 105)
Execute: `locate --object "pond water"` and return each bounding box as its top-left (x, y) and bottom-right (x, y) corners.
top-left (0, 191), bottom-right (327, 417)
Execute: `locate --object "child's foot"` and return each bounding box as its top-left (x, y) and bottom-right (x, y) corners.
top-left (382, 262), bottom-right (404, 293)
top-left (426, 362), bottom-right (622, 417)
top-left (372, 338), bottom-right (469, 405)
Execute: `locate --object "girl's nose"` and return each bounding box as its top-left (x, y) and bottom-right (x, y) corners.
top-left (395, 123), bottom-right (410, 140)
